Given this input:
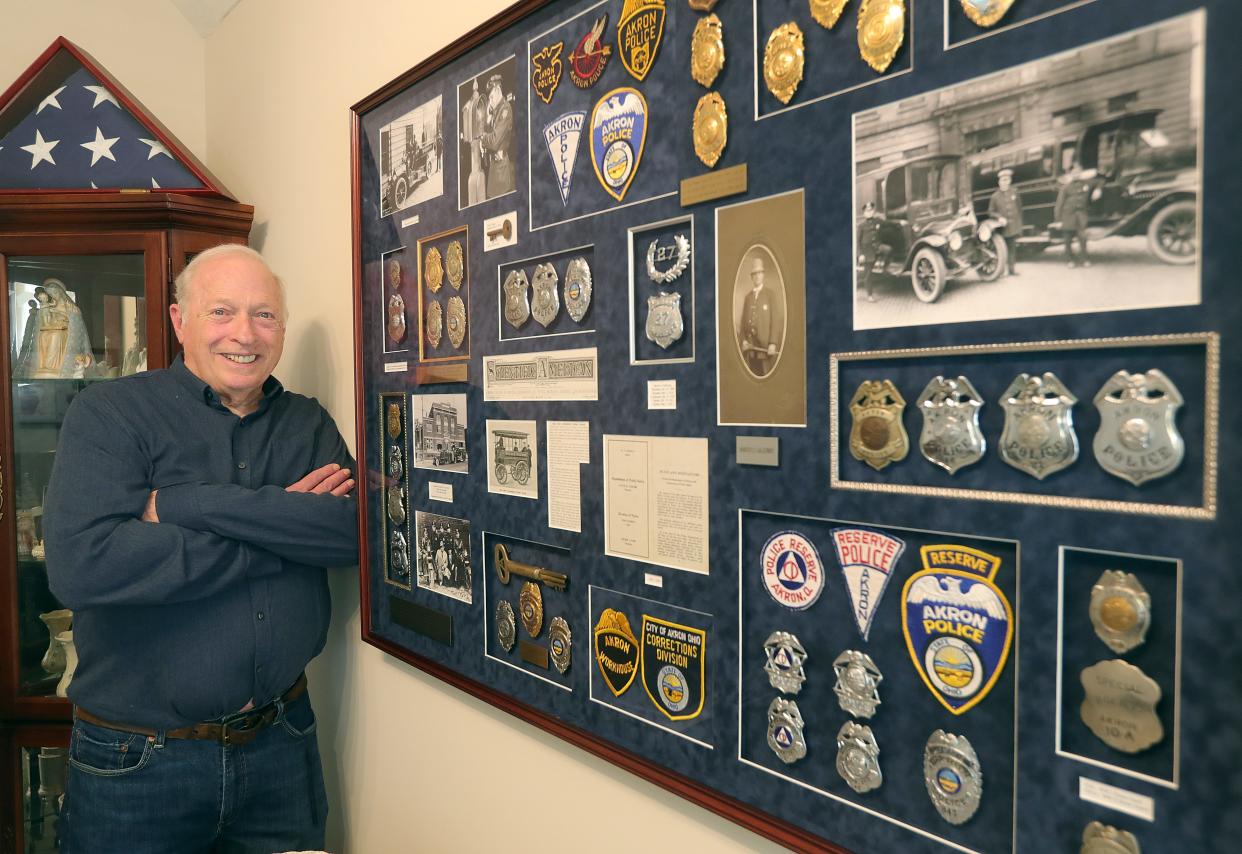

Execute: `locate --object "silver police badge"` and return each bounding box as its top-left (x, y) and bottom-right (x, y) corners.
top-left (564, 257), bottom-right (593, 323)
top-left (1081, 821), bottom-right (1142, 854)
top-left (503, 270), bottom-right (530, 329)
top-left (386, 485), bottom-right (405, 525)
top-left (999, 372), bottom-right (1079, 479)
top-left (496, 600), bottom-right (516, 652)
top-left (1080, 659), bottom-right (1163, 753)
top-left (1092, 369), bottom-right (1184, 486)
top-left (531, 262), bottom-right (560, 327)
top-left (387, 444), bottom-right (403, 480)
top-left (645, 292), bottom-right (684, 349)
top-left (1089, 570), bottom-right (1151, 654)
top-left (832, 650), bottom-right (882, 719)
top-left (924, 730), bottom-right (982, 825)
top-left (917, 375), bottom-right (986, 474)
top-left (390, 530), bottom-right (409, 580)
top-left (549, 616), bottom-right (572, 674)
top-left (647, 234), bottom-right (691, 284)
top-left (762, 631), bottom-right (807, 694)
top-left (835, 721), bottom-right (882, 794)
top-left (766, 697), bottom-right (807, 765)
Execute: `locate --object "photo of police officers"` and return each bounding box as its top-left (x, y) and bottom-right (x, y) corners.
top-left (458, 57), bottom-right (516, 209)
top-left (733, 248), bottom-right (786, 379)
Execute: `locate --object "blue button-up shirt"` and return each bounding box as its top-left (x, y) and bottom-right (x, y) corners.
top-left (43, 356), bottom-right (358, 729)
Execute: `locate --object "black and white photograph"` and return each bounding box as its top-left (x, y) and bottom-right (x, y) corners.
top-left (486, 418), bottom-right (538, 500)
top-left (852, 12), bottom-right (1203, 330)
top-left (457, 56), bottom-right (517, 209)
top-left (731, 245), bottom-right (786, 380)
top-left (379, 95), bottom-right (444, 218)
top-left (411, 392), bottom-right (467, 474)
top-left (415, 511), bottom-right (472, 604)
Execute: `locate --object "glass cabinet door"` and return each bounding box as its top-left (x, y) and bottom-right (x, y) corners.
top-left (0, 725), bottom-right (70, 854)
top-left (3, 243), bottom-right (162, 716)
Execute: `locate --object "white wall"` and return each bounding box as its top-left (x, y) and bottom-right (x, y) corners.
top-left (203, 2), bottom-right (782, 852)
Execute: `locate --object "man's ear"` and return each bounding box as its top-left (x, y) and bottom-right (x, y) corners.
top-left (169, 303), bottom-right (186, 344)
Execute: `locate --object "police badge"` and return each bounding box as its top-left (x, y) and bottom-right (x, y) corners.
top-left (1080, 659), bottom-right (1163, 753)
top-left (902, 545), bottom-right (1014, 715)
top-left (445, 240), bottom-right (464, 290)
top-left (999, 372), bottom-right (1079, 479)
top-left (564, 257), bottom-right (592, 323)
top-left (1081, 821), bottom-right (1143, 854)
top-left (496, 600), bottom-right (517, 652)
top-left (641, 615), bottom-right (706, 721)
top-left (389, 530), bottom-right (410, 581)
top-left (858, 0), bottom-right (905, 74)
top-left (503, 269), bottom-right (531, 329)
top-left (519, 581), bottom-right (544, 638)
top-left (590, 87), bottom-right (649, 202)
top-left (387, 444), bottom-right (403, 480)
top-left (693, 92), bottom-right (727, 169)
top-left (836, 721), bottom-right (882, 794)
top-left (387, 256), bottom-right (402, 290)
top-left (647, 234), bottom-right (691, 284)
top-left (646, 293), bottom-right (684, 349)
top-left (425, 299), bottom-right (443, 349)
top-left (424, 246), bottom-right (443, 293)
top-left (832, 650), bottom-right (882, 719)
top-left (690, 14), bottom-right (724, 88)
top-left (386, 485), bottom-right (405, 526)
top-left (530, 41), bottom-right (564, 105)
top-left (763, 631), bottom-right (807, 694)
top-left (569, 14), bottom-right (612, 88)
top-left (386, 294), bottom-right (407, 345)
top-left (386, 402), bottom-right (403, 440)
top-left (446, 296), bottom-right (466, 349)
top-left (543, 111), bottom-right (586, 206)
top-left (959, 0), bottom-right (1015, 28)
top-left (830, 528), bottom-right (904, 641)
top-left (594, 608), bottom-right (640, 696)
top-left (761, 531), bottom-right (825, 610)
top-left (1089, 570), bottom-right (1151, 654)
top-left (810, 0), bottom-right (850, 29)
top-left (1092, 369), bottom-right (1184, 485)
top-left (848, 379), bottom-right (909, 471)
top-left (617, 0), bottom-right (666, 82)
top-left (767, 697), bottom-right (807, 764)
top-left (917, 376), bottom-right (986, 475)
top-left (763, 22), bottom-right (804, 105)
top-left (549, 617), bottom-right (572, 674)
top-left (531, 262), bottom-right (560, 327)
top-left (924, 730), bottom-right (982, 825)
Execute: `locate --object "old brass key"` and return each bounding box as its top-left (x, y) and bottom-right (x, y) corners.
top-left (493, 543), bottom-right (568, 591)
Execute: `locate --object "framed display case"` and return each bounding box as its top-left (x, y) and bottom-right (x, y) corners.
top-left (351, 2), bottom-right (1240, 851)
top-left (0, 192), bottom-right (253, 722)
top-left (0, 724), bottom-right (70, 854)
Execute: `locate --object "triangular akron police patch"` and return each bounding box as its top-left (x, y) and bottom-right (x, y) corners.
top-left (830, 528), bottom-right (905, 641)
top-left (901, 545), bottom-right (1013, 715)
top-left (590, 87), bottom-right (647, 202)
top-left (543, 111), bottom-right (585, 206)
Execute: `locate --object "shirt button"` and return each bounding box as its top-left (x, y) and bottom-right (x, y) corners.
top-left (238, 462), bottom-right (247, 470)
top-left (257, 611), bottom-right (265, 621)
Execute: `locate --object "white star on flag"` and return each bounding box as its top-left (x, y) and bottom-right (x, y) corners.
top-left (20, 130), bottom-right (59, 169)
top-left (83, 85), bottom-right (120, 109)
top-left (138, 137), bottom-right (171, 160)
top-left (81, 127), bottom-right (120, 166)
top-left (151, 178), bottom-right (161, 188)
top-left (38, 86), bottom-right (67, 114)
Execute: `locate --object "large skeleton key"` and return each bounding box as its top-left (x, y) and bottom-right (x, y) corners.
top-left (493, 543), bottom-right (568, 591)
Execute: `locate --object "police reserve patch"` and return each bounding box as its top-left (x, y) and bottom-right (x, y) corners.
top-left (641, 615), bottom-right (705, 721)
top-left (901, 544), bottom-right (1013, 715)
top-left (590, 87), bottom-right (648, 202)
top-left (761, 531), bottom-right (825, 610)
top-left (830, 527), bottom-right (904, 641)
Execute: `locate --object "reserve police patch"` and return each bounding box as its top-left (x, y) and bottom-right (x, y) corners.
top-left (641, 615), bottom-right (705, 721)
top-left (761, 531), bottom-right (825, 610)
top-left (590, 87), bottom-right (648, 202)
top-left (901, 545), bottom-right (1013, 715)
top-left (830, 527), bottom-right (904, 641)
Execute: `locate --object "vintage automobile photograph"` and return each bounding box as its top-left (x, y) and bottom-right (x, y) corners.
top-left (852, 13), bottom-right (1202, 330)
top-left (487, 419), bottom-right (538, 499)
top-left (378, 94), bottom-right (444, 218)
top-left (412, 393), bottom-right (467, 474)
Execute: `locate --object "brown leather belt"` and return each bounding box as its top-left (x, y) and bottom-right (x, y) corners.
top-left (74, 673), bottom-right (307, 746)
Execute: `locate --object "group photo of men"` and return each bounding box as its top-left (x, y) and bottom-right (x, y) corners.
top-left (415, 511), bottom-right (472, 604)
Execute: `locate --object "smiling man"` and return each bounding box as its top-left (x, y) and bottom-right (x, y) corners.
top-left (43, 244), bottom-right (358, 853)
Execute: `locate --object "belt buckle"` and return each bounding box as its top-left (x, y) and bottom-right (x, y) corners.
top-left (219, 708), bottom-right (266, 745)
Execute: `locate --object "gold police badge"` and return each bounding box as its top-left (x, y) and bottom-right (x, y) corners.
top-left (445, 240), bottom-right (464, 289)
top-left (424, 246), bottom-right (443, 293)
top-left (810, 0), bottom-right (851, 29)
top-left (692, 91), bottom-right (727, 168)
top-left (425, 299), bottom-right (443, 349)
top-left (848, 379), bottom-right (909, 470)
top-left (617, 0), bottom-right (666, 82)
top-left (690, 14), bottom-right (724, 88)
top-left (857, 0), bottom-right (905, 74)
top-left (763, 22), bottom-right (804, 105)
top-left (386, 401), bottom-right (403, 440)
top-left (446, 296), bottom-right (466, 350)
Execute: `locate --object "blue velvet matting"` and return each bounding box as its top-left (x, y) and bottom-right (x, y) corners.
top-left (355, 1), bottom-right (1242, 851)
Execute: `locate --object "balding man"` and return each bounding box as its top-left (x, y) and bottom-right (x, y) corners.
top-left (44, 243), bottom-right (358, 853)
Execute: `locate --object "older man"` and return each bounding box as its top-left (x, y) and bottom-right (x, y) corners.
top-left (739, 255), bottom-right (778, 377)
top-left (44, 244), bottom-right (358, 853)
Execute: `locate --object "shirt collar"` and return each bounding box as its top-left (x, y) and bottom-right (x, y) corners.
top-left (170, 354), bottom-right (285, 416)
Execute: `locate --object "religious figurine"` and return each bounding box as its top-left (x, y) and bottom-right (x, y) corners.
top-left (14, 278), bottom-right (93, 379)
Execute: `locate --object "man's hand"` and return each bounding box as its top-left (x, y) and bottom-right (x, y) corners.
top-left (287, 464), bottom-right (355, 496)
top-left (142, 490), bottom-right (159, 523)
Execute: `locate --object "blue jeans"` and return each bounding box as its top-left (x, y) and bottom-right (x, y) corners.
top-left (62, 691), bottom-right (327, 854)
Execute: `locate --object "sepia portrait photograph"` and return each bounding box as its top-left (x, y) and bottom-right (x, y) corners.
top-left (415, 511), bottom-right (472, 604)
top-left (458, 56), bottom-right (517, 210)
top-left (379, 95), bottom-right (444, 218)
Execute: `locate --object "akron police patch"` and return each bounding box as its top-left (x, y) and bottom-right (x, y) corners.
top-left (590, 87), bottom-right (648, 202)
top-left (830, 527), bottom-right (904, 641)
top-left (901, 544), bottom-right (1013, 715)
top-left (761, 531), bottom-right (825, 610)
